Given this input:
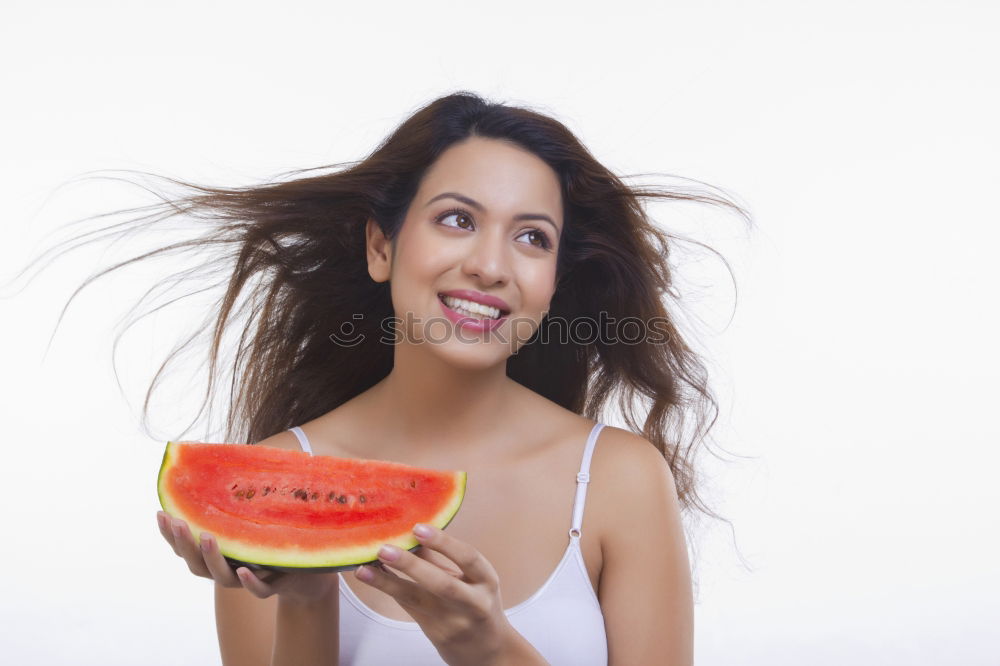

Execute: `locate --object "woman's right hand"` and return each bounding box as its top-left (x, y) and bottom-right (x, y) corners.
top-left (156, 511), bottom-right (338, 604)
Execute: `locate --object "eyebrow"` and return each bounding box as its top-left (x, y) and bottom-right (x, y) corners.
top-left (425, 192), bottom-right (561, 236)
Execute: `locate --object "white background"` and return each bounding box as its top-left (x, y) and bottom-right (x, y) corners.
top-left (2, 1), bottom-right (998, 664)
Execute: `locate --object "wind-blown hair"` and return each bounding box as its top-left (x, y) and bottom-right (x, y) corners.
top-left (13, 91), bottom-right (749, 522)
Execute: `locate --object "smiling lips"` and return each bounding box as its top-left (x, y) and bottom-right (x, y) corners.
top-left (437, 289), bottom-right (510, 332)
top-left (438, 289), bottom-right (510, 313)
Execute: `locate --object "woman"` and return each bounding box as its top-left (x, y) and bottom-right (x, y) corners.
top-left (41, 92), bottom-right (741, 664)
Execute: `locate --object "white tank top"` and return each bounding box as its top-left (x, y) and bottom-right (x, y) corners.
top-left (287, 422), bottom-right (609, 665)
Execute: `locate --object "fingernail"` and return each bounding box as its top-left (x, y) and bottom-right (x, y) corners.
top-left (357, 565), bottom-right (374, 581)
top-left (413, 523), bottom-right (432, 539)
top-left (171, 523), bottom-right (181, 537)
top-left (200, 535), bottom-right (211, 552)
top-left (378, 544), bottom-right (401, 561)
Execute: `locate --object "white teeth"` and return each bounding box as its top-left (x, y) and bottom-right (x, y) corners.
top-left (442, 295), bottom-right (501, 319)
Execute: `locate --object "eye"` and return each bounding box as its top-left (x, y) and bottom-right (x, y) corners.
top-left (435, 208), bottom-right (475, 230)
top-left (516, 229), bottom-right (554, 250)
top-left (435, 207), bottom-right (554, 251)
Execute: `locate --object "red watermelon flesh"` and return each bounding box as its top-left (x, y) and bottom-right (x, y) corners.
top-left (157, 441), bottom-right (467, 571)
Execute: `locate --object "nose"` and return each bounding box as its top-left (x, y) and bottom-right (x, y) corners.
top-left (461, 227), bottom-right (511, 287)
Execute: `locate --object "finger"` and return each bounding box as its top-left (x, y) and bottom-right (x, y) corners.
top-left (236, 567), bottom-right (276, 599)
top-left (259, 569), bottom-right (287, 586)
top-left (157, 511), bottom-right (181, 555)
top-left (413, 544), bottom-right (463, 576)
top-left (356, 561), bottom-right (426, 609)
top-left (169, 518), bottom-right (211, 578)
top-left (374, 544), bottom-right (471, 606)
top-left (197, 533), bottom-right (241, 587)
top-left (412, 524), bottom-right (497, 587)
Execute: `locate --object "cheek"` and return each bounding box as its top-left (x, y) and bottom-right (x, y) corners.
top-left (521, 263), bottom-right (558, 310)
top-left (395, 224), bottom-right (461, 275)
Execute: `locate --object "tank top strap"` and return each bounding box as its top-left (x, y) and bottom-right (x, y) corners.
top-left (569, 422), bottom-right (606, 540)
top-left (288, 426), bottom-right (313, 455)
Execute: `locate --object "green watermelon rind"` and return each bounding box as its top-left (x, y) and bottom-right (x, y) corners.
top-left (157, 441), bottom-right (467, 573)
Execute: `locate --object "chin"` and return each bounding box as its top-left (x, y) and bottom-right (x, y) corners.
top-left (430, 340), bottom-right (512, 371)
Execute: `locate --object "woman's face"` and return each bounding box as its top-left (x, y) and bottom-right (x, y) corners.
top-left (368, 136), bottom-right (564, 369)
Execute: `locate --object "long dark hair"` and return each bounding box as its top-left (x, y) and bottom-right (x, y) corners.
top-left (11, 91), bottom-right (749, 523)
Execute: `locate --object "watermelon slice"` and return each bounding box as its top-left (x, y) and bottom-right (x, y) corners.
top-left (157, 441), bottom-right (467, 572)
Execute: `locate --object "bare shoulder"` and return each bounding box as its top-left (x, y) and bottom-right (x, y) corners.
top-left (589, 426), bottom-right (693, 664)
top-left (591, 426), bottom-right (679, 499)
top-left (252, 429), bottom-right (308, 453)
top-left (590, 424), bottom-right (682, 538)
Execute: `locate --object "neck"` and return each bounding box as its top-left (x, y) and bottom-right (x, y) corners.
top-left (367, 344), bottom-right (517, 463)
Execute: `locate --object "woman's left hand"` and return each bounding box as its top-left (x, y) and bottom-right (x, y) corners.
top-left (355, 523), bottom-right (528, 666)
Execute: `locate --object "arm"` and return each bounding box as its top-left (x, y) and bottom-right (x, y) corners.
top-left (215, 575), bottom-right (340, 666)
top-left (220, 431), bottom-right (340, 665)
top-left (495, 625), bottom-right (549, 665)
top-left (215, 586), bottom-right (276, 665)
top-left (596, 430), bottom-right (694, 666)
top-left (271, 585), bottom-right (340, 666)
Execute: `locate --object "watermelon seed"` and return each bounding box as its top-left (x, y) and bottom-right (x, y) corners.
top-left (246, 488), bottom-right (255, 499)
top-left (230, 483), bottom-right (238, 490)
top-left (262, 486), bottom-right (271, 496)
top-left (294, 489), bottom-right (309, 501)
top-left (337, 495), bottom-right (347, 504)
top-left (359, 495), bottom-right (366, 504)
top-left (327, 492), bottom-right (337, 501)
top-left (235, 490), bottom-right (245, 499)
top-left (410, 480), bottom-right (416, 488)
top-left (310, 492), bottom-right (318, 501)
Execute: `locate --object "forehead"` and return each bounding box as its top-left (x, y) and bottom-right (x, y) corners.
top-left (416, 138), bottom-right (563, 222)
